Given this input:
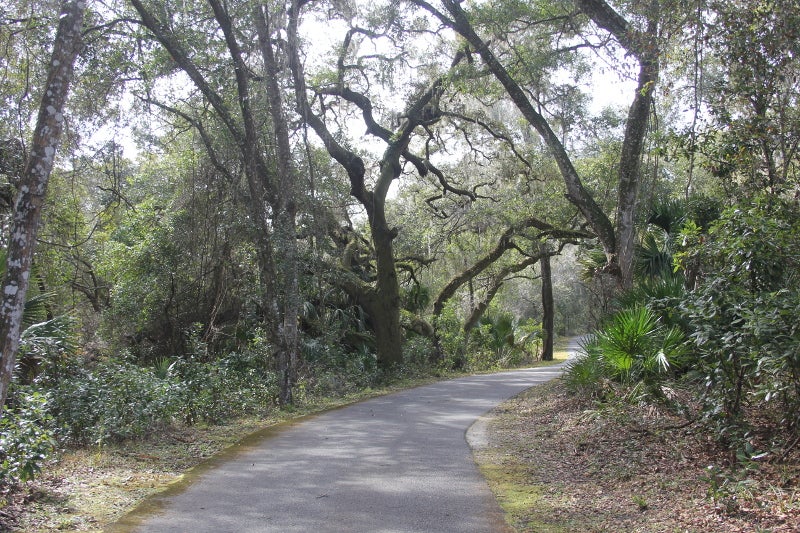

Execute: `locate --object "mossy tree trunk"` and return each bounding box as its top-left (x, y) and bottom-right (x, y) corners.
top-left (0, 0), bottom-right (85, 414)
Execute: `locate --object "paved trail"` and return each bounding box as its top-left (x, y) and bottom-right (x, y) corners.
top-left (111, 341), bottom-right (581, 533)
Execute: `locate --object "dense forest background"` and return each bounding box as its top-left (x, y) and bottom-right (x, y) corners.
top-left (0, 0), bottom-right (798, 490)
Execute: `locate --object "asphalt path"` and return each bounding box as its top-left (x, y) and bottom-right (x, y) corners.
top-left (110, 340), bottom-right (581, 533)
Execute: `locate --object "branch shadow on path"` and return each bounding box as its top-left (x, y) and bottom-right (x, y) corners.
top-left (108, 338), bottom-right (585, 533)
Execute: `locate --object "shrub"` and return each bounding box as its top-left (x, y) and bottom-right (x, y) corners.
top-left (565, 307), bottom-right (687, 401)
top-left (594, 306), bottom-right (686, 386)
top-left (48, 359), bottom-right (179, 445)
top-left (167, 351), bottom-right (278, 424)
top-left (402, 335), bottom-right (435, 369)
top-left (0, 391), bottom-right (57, 483)
top-left (563, 340), bottom-right (607, 398)
top-left (16, 315), bottom-right (78, 385)
top-left (677, 197), bottom-right (800, 443)
top-left (301, 336), bottom-right (379, 396)
top-left (615, 276), bottom-right (687, 332)
top-left (466, 312), bottom-right (537, 371)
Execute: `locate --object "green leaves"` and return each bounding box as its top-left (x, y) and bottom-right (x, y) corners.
top-left (592, 306), bottom-right (686, 386)
top-left (700, 0), bottom-right (800, 195)
top-left (0, 392), bottom-right (56, 484)
top-left (678, 196), bottom-right (800, 443)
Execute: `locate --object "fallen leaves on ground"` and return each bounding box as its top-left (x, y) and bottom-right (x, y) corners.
top-left (474, 380), bottom-right (800, 532)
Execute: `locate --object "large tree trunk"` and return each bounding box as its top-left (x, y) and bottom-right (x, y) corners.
top-left (256, 4), bottom-right (301, 404)
top-left (370, 205), bottom-right (404, 367)
top-left (0, 0), bottom-right (84, 414)
top-left (616, 54), bottom-right (657, 288)
top-left (578, 0), bottom-right (661, 289)
top-left (540, 244), bottom-right (554, 361)
top-left (368, 291), bottom-right (404, 368)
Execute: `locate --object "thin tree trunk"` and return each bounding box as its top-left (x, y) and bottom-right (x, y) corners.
top-left (540, 244), bottom-right (554, 361)
top-left (0, 0), bottom-right (85, 414)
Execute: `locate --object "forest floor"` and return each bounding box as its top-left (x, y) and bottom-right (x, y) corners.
top-left (474, 379), bottom-right (800, 532)
top-left (3, 352), bottom-right (799, 532)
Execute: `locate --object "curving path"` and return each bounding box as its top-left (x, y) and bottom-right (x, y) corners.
top-left (110, 343), bottom-right (580, 533)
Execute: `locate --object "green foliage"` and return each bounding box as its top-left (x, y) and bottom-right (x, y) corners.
top-left (635, 232), bottom-right (674, 280)
top-left (401, 284), bottom-right (430, 313)
top-left (299, 298), bottom-right (382, 396)
top-left (695, 0), bottom-right (800, 196)
top-left (594, 307), bottom-right (686, 387)
top-left (678, 198), bottom-right (800, 441)
top-left (35, 327), bottom-right (278, 445)
top-left (303, 340), bottom-right (378, 393)
top-left (17, 315), bottom-right (79, 384)
top-left (636, 196), bottom-right (692, 281)
top-left (402, 335), bottom-right (435, 368)
top-left (167, 352), bottom-right (277, 425)
top-left (437, 309), bottom-right (541, 371)
top-left (47, 359), bottom-right (179, 445)
top-left (0, 391), bottom-right (57, 484)
top-left (569, 196), bottom-right (800, 457)
top-left (477, 312), bottom-right (516, 353)
top-left (562, 342), bottom-right (607, 398)
top-left (436, 304), bottom-right (469, 370)
top-left (94, 151), bottom-right (257, 361)
top-left (565, 306), bottom-right (687, 401)
top-left (615, 276), bottom-right (687, 331)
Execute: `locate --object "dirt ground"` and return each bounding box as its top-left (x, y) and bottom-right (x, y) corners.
top-left (474, 379), bottom-right (800, 532)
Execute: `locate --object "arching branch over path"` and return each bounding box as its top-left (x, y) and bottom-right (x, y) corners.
top-left (432, 216), bottom-right (589, 318)
top-left (410, 0), bottom-right (662, 288)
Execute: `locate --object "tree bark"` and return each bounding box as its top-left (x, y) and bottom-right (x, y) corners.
top-left (255, 4), bottom-right (301, 405)
top-left (0, 0), bottom-right (85, 414)
top-left (540, 243), bottom-right (554, 361)
top-left (578, 0), bottom-right (661, 289)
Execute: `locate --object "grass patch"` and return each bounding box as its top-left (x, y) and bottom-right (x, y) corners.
top-left (476, 462), bottom-right (568, 533)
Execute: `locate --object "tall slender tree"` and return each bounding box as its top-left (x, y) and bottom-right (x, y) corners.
top-left (0, 0), bottom-right (86, 414)
top-left (539, 242), bottom-right (554, 361)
